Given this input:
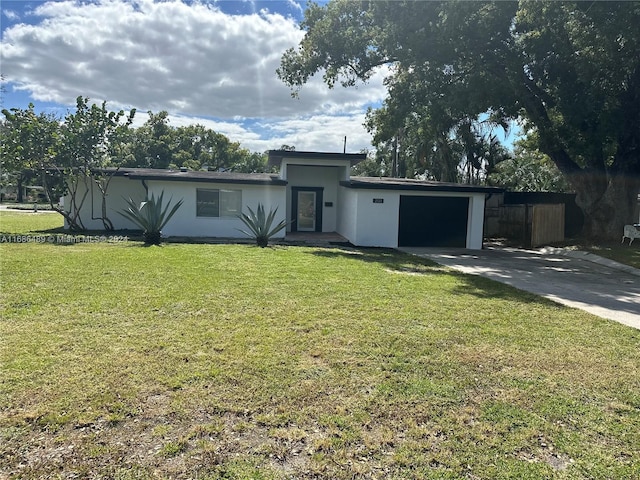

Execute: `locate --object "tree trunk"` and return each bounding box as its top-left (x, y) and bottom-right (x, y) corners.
top-left (101, 194), bottom-right (114, 231)
top-left (95, 173), bottom-right (117, 231)
top-left (571, 172), bottom-right (640, 241)
top-left (517, 76), bottom-right (640, 242)
top-left (16, 174), bottom-right (25, 203)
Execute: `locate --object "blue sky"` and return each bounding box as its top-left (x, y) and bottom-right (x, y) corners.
top-left (1, 0), bottom-right (387, 153)
top-left (1, 0), bottom-right (518, 154)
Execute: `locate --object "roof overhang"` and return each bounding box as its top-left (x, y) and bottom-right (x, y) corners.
top-left (268, 150), bottom-right (367, 168)
top-left (95, 168), bottom-right (287, 186)
top-left (341, 176), bottom-right (504, 194)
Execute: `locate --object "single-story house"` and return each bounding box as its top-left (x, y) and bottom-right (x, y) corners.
top-left (65, 150), bottom-right (501, 249)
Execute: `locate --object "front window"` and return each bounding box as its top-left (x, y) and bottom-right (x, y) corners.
top-left (197, 189), bottom-right (241, 217)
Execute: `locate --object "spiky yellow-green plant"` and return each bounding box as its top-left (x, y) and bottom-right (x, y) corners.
top-left (237, 204), bottom-right (289, 247)
top-left (118, 191), bottom-right (183, 245)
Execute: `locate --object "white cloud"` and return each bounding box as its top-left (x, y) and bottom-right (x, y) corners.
top-left (145, 111), bottom-right (373, 153)
top-left (2, 9), bottom-right (20, 21)
top-left (284, 0), bottom-right (304, 15)
top-left (1, 0), bottom-right (387, 130)
top-left (256, 113), bottom-right (373, 152)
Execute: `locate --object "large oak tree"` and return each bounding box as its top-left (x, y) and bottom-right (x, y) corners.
top-left (278, 1), bottom-right (640, 239)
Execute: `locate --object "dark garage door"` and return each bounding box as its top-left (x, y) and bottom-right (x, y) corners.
top-left (399, 196), bottom-right (469, 247)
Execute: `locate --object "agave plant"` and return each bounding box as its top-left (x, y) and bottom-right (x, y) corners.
top-left (118, 191), bottom-right (184, 245)
top-left (237, 203), bottom-right (289, 248)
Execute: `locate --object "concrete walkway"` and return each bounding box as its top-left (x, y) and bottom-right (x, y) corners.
top-left (400, 246), bottom-right (640, 330)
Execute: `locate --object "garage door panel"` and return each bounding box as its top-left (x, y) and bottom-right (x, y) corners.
top-left (399, 196), bottom-right (469, 247)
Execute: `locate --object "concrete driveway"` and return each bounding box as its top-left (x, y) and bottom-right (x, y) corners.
top-left (400, 246), bottom-right (640, 330)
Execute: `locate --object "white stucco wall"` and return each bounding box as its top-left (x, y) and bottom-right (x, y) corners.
top-left (285, 165), bottom-right (344, 232)
top-left (64, 175), bottom-right (146, 231)
top-left (339, 188), bottom-right (487, 249)
top-left (65, 166), bottom-right (487, 249)
top-left (145, 180), bottom-right (287, 238)
top-left (336, 186), bottom-right (358, 243)
top-left (466, 193), bottom-right (486, 250)
top-left (352, 189), bottom-right (401, 248)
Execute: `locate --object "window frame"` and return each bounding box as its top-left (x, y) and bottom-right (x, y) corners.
top-left (196, 188), bottom-right (242, 218)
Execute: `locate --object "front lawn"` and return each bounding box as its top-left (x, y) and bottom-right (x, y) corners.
top-left (581, 242), bottom-right (640, 269)
top-left (1, 212), bottom-right (639, 479)
top-left (0, 209), bottom-right (63, 234)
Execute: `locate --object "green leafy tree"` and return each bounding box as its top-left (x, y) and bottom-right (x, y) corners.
top-left (278, 0), bottom-right (640, 239)
top-left (365, 107), bottom-right (511, 183)
top-left (489, 136), bottom-right (570, 192)
top-left (126, 111), bottom-right (174, 169)
top-left (124, 112), bottom-right (267, 173)
top-left (1, 104), bottom-right (60, 203)
top-left (230, 151), bottom-right (269, 173)
top-left (171, 124), bottom-right (214, 170)
top-left (55, 96), bottom-right (135, 230)
top-left (351, 148), bottom-right (391, 177)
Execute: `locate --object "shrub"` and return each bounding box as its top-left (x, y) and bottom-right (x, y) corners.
top-left (118, 191), bottom-right (183, 245)
top-left (237, 204), bottom-right (289, 248)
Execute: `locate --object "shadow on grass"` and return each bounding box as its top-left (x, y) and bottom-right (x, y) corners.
top-left (311, 246), bottom-right (406, 265)
top-left (583, 242), bottom-right (640, 269)
top-left (310, 246), bottom-right (556, 306)
top-left (448, 274), bottom-right (562, 307)
top-left (0, 226), bottom-right (65, 236)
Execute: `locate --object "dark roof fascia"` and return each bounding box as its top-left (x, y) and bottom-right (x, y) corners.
top-left (341, 177), bottom-right (504, 194)
top-left (61, 167), bottom-right (131, 177)
top-left (91, 167), bottom-right (133, 177)
top-left (125, 171), bottom-right (287, 186)
top-left (90, 168), bottom-right (286, 185)
top-left (268, 150), bottom-right (367, 168)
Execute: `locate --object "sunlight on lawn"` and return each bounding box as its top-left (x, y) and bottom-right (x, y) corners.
top-left (1, 211), bottom-right (639, 479)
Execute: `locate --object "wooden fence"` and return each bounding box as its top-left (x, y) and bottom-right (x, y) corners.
top-left (531, 204), bottom-right (565, 247)
top-left (494, 203), bottom-right (565, 247)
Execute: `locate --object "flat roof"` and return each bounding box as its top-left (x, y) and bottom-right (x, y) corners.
top-left (103, 168), bottom-right (287, 186)
top-left (342, 176), bottom-right (503, 194)
top-left (97, 168), bottom-right (502, 193)
top-left (267, 150), bottom-right (367, 167)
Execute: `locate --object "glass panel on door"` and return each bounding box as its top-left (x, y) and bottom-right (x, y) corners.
top-left (297, 191), bottom-right (316, 231)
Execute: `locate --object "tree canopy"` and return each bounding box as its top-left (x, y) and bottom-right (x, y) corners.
top-left (278, 0), bottom-right (640, 239)
top-left (488, 137), bottom-right (570, 193)
top-left (1, 103), bottom-right (59, 202)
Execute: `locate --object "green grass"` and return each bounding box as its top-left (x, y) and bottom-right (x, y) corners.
top-left (0, 209), bottom-right (63, 233)
top-left (581, 242), bottom-right (640, 269)
top-left (1, 211), bottom-right (640, 479)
